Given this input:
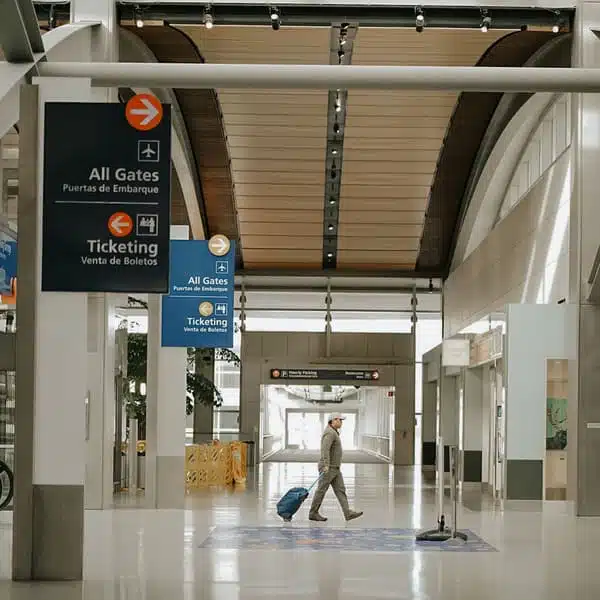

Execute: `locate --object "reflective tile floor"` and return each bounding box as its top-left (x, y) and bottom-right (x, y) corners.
top-left (1, 463), bottom-right (600, 599)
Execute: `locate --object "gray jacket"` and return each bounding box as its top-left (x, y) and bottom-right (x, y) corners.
top-left (319, 425), bottom-right (343, 469)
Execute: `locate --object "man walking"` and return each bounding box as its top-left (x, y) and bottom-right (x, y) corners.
top-left (309, 413), bottom-right (363, 522)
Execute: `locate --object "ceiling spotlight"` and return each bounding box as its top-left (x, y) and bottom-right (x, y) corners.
top-left (415, 7), bottom-right (425, 33)
top-left (203, 6), bottom-right (214, 29)
top-left (480, 10), bottom-right (491, 32)
top-left (327, 252), bottom-right (334, 259)
top-left (338, 50), bottom-right (345, 62)
top-left (340, 22), bottom-right (349, 34)
top-left (329, 198), bottom-right (336, 205)
top-left (332, 148), bottom-right (338, 155)
top-left (134, 5), bottom-right (144, 28)
top-left (328, 224), bottom-right (335, 232)
top-left (552, 10), bottom-right (561, 33)
top-left (270, 6), bottom-right (280, 30)
top-left (333, 122), bottom-right (340, 134)
top-left (339, 37), bottom-right (347, 46)
top-left (428, 278), bottom-right (434, 293)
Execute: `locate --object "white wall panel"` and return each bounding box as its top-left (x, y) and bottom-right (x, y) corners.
top-left (445, 150), bottom-right (571, 337)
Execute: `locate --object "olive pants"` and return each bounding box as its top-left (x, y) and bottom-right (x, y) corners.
top-left (309, 467), bottom-right (350, 518)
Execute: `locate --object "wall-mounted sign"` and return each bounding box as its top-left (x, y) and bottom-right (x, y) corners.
top-left (270, 369), bottom-right (380, 381)
top-left (161, 238), bottom-right (235, 348)
top-left (442, 339), bottom-right (470, 367)
top-left (42, 97), bottom-right (171, 292)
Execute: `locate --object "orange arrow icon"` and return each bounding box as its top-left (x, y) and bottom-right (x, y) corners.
top-left (125, 94), bottom-right (163, 131)
top-left (108, 212), bottom-right (133, 237)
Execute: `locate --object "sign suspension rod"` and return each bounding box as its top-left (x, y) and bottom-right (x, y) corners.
top-left (38, 62), bottom-right (600, 93)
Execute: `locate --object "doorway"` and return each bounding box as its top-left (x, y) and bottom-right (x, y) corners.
top-left (286, 411), bottom-right (357, 450)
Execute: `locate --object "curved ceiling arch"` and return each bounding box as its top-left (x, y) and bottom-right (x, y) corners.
top-left (417, 30), bottom-right (572, 275)
top-left (125, 24), bottom-right (242, 267)
top-left (451, 33), bottom-right (573, 268)
top-left (118, 26), bottom-right (206, 239)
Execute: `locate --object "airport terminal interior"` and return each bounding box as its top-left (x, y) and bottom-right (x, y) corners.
top-left (2, 0), bottom-right (600, 598)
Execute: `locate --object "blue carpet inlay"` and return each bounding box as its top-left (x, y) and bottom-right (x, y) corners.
top-left (199, 526), bottom-right (497, 552)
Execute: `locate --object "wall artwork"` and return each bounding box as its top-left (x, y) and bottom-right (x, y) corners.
top-left (546, 358), bottom-right (568, 451)
top-left (546, 397), bottom-right (567, 450)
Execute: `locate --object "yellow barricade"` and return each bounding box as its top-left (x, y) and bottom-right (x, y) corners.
top-left (230, 441), bottom-right (247, 484)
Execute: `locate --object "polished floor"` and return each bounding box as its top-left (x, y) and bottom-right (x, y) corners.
top-left (265, 449), bottom-right (389, 464)
top-left (0, 463), bottom-right (599, 599)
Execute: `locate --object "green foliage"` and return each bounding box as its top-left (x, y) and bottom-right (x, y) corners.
top-left (124, 334), bottom-right (239, 438)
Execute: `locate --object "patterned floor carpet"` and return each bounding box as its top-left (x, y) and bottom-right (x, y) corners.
top-left (199, 526), bottom-right (497, 553)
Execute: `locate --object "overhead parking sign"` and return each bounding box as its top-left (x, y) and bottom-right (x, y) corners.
top-left (41, 95), bottom-right (171, 293)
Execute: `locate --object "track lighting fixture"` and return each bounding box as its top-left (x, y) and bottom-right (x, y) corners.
top-left (270, 6), bottom-right (280, 30)
top-left (327, 252), bottom-right (334, 259)
top-left (328, 224), bottom-right (334, 232)
top-left (333, 123), bottom-right (340, 134)
top-left (329, 198), bottom-right (336, 205)
top-left (134, 5), bottom-right (144, 28)
top-left (428, 279), bottom-right (434, 293)
top-left (203, 6), bottom-right (214, 29)
top-left (480, 10), bottom-right (491, 32)
top-left (338, 50), bottom-right (345, 63)
top-left (48, 4), bottom-right (57, 29)
top-left (415, 7), bottom-right (424, 33)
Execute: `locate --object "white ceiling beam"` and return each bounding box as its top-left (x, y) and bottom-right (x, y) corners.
top-left (37, 62), bottom-right (600, 93)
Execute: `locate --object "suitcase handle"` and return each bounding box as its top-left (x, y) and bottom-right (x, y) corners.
top-left (307, 472), bottom-right (324, 492)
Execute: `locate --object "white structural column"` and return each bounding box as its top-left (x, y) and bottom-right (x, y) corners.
top-left (441, 372), bottom-right (458, 474)
top-left (462, 368), bottom-right (483, 483)
top-left (12, 78), bottom-right (92, 581)
top-left (69, 0), bottom-right (119, 511)
top-left (421, 372), bottom-right (437, 469)
top-left (85, 294), bottom-right (126, 509)
top-left (569, 3), bottom-right (600, 515)
top-left (145, 225), bottom-right (189, 509)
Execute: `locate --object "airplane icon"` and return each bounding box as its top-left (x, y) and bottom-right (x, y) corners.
top-left (215, 261), bottom-right (229, 274)
top-left (137, 140), bottom-right (160, 162)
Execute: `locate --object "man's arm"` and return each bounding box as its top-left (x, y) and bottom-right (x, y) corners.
top-left (320, 430), bottom-right (334, 471)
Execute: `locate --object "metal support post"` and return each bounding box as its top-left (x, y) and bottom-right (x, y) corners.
top-left (239, 278), bottom-right (246, 333)
top-left (416, 286), bottom-right (452, 542)
top-left (449, 445), bottom-right (468, 541)
top-left (325, 279), bottom-right (332, 358)
top-left (127, 418), bottom-right (138, 495)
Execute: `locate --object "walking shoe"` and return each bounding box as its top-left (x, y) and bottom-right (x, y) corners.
top-left (309, 513), bottom-right (328, 522)
top-left (346, 511), bottom-right (364, 522)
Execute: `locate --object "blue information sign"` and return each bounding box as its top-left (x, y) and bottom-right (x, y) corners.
top-left (0, 240), bottom-right (17, 294)
top-left (161, 238), bottom-right (235, 348)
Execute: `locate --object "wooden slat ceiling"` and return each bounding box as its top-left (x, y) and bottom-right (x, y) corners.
top-left (339, 28), bottom-right (507, 270)
top-left (183, 25), bottom-right (506, 271)
top-left (185, 26), bottom-right (329, 269)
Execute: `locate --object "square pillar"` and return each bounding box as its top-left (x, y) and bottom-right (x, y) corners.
top-left (12, 79), bottom-right (92, 581)
top-left (145, 226), bottom-right (188, 509)
top-left (85, 293), bottom-right (126, 509)
top-left (462, 368), bottom-right (483, 482)
top-left (570, 3), bottom-right (600, 515)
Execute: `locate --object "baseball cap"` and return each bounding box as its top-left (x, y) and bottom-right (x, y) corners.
top-left (328, 413), bottom-right (346, 422)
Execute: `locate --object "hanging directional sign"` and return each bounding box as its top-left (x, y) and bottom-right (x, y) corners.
top-left (41, 95), bottom-right (171, 293)
top-left (270, 369), bottom-right (380, 381)
top-left (161, 238), bottom-right (235, 348)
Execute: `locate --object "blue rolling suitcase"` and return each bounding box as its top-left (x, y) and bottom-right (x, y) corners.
top-left (276, 476), bottom-right (321, 522)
